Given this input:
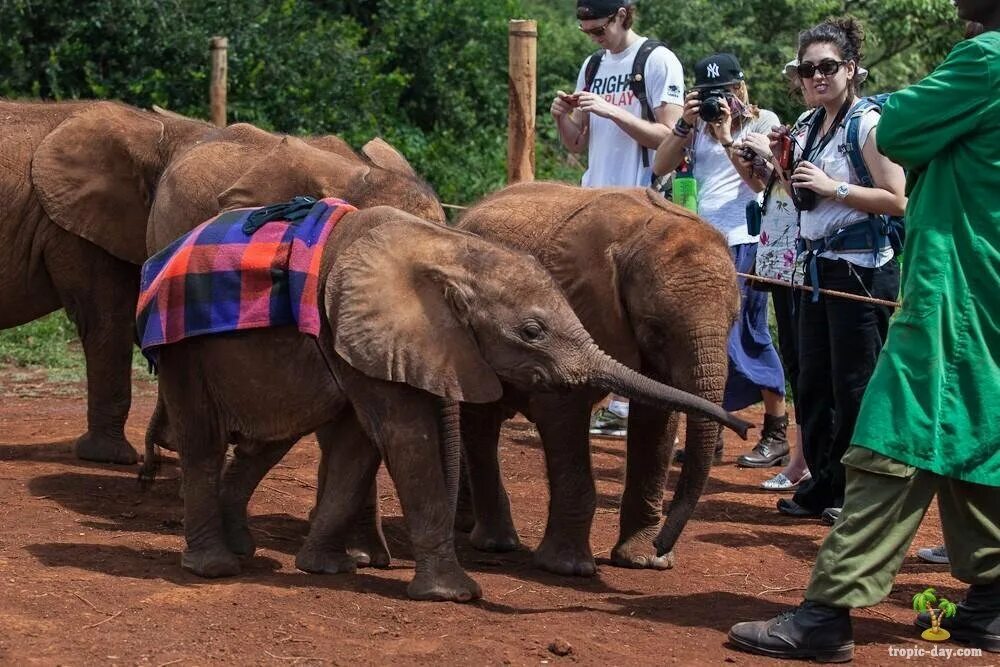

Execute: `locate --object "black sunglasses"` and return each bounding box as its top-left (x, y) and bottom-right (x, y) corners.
top-left (579, 14), bottom-right (616, 37)
top-left (797, 59), bottom-right (849, 79)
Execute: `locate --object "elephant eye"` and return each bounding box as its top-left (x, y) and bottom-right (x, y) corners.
top-left (519, 321), bottom-right (546, 343)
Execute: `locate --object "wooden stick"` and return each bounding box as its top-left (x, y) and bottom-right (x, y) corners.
top-left (209, 36), bottom-right (228, 128)
top-left (507, 20), bottom-right (537, 184)
top-left (737, 272), bottom-right (900, 308)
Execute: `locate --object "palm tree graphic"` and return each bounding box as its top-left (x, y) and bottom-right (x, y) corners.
top-left (912, 587), bottom-right (958, 641)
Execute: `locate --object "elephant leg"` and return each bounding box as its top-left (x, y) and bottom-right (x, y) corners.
top-left (297, 417), bottom-right (383, 575)
top-left (612, 401), bottom-right (677, 570)
top-left (461, 402), bottom-right (520, 552)
top-left (47, 234), bottom-right (139, 465)
top-left (176, 420), bottom-right (238, 578)
top-left (332, 361), bottom-right (480, 602)
top-left (531, 391), bottom-right (598, 577)
top-left (314, 418), bottom-right (390, 568)
top-left (219, 438), bottom-right (297, 557)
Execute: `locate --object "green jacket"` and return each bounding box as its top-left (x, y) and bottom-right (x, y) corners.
top-left (853, 31), bottom-right (1000, 487)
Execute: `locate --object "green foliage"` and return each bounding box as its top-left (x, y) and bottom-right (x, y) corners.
top-left (0, 0), bottom-right (962, 208)
top-left (0, 312), bottom-right (83, 371)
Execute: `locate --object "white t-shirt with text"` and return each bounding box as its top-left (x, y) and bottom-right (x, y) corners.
top-left (575, 38), bottom-right (685, 188)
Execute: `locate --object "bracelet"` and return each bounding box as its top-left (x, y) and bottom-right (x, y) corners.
top-left (721, 141), bottom-right (734, 149)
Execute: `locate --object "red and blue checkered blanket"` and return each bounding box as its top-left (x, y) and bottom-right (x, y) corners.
top-left (137, 197), bottom-right (355, 364)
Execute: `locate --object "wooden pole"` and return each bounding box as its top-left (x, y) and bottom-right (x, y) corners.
top-left (736, 272), bottom-right (901, 308)
top-left (507, 20), bottom-right (537, 184)
top-left (209, 36), bottom-right (228, 128)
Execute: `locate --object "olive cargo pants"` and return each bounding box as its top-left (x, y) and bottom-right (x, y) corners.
top-left (805, 446), bottom-right (1000, 608)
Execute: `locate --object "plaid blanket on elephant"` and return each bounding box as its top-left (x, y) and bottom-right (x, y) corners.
top-left (137, 196), bottom-right (355, 365)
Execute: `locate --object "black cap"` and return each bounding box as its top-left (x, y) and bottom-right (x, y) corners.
top-left (693, 53), bottom-right (745, 88)
top-left (577, 0), bottom-right (630, 20)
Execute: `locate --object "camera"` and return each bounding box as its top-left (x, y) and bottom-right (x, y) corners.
top-left (697, 87), bottom-right (729, 123)
top-left (793, 181), bottom-right (818, 211)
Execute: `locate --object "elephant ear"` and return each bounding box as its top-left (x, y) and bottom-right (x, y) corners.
top-left (217, 136), bottom-right (364, 211)
top-left (31, 102), bottom-right (168, 264)
top-left (329, 216), bottom-right (502, 403)
top-left (360, 138), bottom-right (418, 177)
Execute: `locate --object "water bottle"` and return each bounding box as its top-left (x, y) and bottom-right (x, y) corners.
top-left (672, 159), bottom-right (698, 213)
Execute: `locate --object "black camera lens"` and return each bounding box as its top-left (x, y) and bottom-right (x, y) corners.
top-left (697, 88), bottom-right (728, 123)
top-left (699, 96), bottom-right (723, 123)
top-left (793, 186), bottom-right (818, 211)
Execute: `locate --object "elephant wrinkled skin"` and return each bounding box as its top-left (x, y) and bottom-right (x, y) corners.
top-left (455, 182), bottom-right (742, 575)
top-left (0, 99), bottom-right (443, 465)
top-left (144, 206), bottom-right (750, 602)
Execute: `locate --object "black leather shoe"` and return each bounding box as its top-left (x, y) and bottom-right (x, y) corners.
top-left (821, 507), bottom-right (842, 525)
top-left (778, 498), bottom-right (822, 518)
top-left (916, 583), bottom-right (1000, 652)
top-left (728, 601), bottom-right (854, 662)
top-left (737, 413), bottom-right (790, 468)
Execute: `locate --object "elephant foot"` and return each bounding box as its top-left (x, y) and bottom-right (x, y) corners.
top-left (611, 534), bottom-right (675, 570)
top-left (346, 537), bottom-right (391, 569)
top-left (181, 546), bottom-right (241, 578)
top-left (533, 536), bottom-right (597, 577)
top-left (222, 521), bottom-right (256, 557)
top-left (408, 563), bottom-right (482, 603)
top-left (74, 431), bottom-right (138, 465)
top-left (296, 548), bottom-right (358, 575)
top-left (470, 522), bottom-right (520, 553)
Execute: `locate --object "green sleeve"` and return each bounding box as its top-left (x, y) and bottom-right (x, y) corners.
top-left (878, 39), bottom-right (991, 170)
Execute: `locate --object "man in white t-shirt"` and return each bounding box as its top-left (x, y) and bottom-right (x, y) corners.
top-left (552, 0), bottom-right (685, 188)
top-left (550, 0), bottom-right (685, 436)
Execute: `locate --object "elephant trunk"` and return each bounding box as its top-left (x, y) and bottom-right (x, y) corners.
top-left (653, 334), bottom-right (728, 557)
top-left (437, 398), bottom-right (463, 519)
top-left (585, 345), bottom-right (750, 439)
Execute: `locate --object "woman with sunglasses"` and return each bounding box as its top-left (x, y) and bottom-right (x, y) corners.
top-left (652, 54), bottom-right (790, 465)
top-left (552, 0), bottom-right (685, 437)
top-left (767, 17), bottom-right (906, 523)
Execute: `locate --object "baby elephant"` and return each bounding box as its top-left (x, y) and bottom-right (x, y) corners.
top-left (142, 202), bottom-right (749, 602)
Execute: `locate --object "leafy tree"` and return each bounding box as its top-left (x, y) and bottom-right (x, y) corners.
top-left (0, 0), bottom-right (965, 206)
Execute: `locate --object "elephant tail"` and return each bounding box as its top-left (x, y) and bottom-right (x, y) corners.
top-left (138, 396), bottom-right (167, 489)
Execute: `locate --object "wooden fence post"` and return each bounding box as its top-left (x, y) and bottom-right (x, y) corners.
top-left (210, 36), bottom-right (228, 127)
top-left (507, 20), bottom-right (537, 184)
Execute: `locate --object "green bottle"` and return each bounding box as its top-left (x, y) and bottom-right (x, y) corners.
top-left (672, 158), bottom-right (698, 213)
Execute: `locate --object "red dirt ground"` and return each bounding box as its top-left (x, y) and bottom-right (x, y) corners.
top-left (0, 369), bottom-right (967, 666)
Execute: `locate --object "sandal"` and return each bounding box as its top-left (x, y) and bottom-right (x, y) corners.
top-left (761, 470), bottom-right (811, 491)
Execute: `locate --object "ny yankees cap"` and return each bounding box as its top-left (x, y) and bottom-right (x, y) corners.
top-left (693, 53), bottom-right (745, 88)
top-left (577, 0), bottom-right (632, 20)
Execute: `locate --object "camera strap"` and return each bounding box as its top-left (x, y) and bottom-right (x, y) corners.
top-left (801, 98), bottom-right (851, 164)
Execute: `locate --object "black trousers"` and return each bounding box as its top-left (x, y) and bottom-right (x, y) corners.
top-left (771, 285), bottom-right (799, 421)
top-left (792, 256), bottom-right (899, 512)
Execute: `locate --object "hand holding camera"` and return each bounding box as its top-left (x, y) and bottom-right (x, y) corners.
top-left (791, 161), bottom-right (838, 204)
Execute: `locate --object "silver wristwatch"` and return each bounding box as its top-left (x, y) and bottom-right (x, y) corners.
top-left (835, 182), bottom-right (850, 201)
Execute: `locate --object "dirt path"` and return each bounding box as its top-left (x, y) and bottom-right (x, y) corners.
top-left (0, 369), bottom-right (961, 665)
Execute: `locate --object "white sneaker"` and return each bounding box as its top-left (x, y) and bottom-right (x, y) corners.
top-left (917, 545), bottom-right (949, 564)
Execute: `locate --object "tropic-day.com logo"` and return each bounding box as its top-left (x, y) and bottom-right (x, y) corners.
top-left (887, 645), bottom-right (984, 660)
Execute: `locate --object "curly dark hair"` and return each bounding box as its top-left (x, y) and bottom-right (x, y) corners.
top-left (797, 16), bottom-right (865, 92)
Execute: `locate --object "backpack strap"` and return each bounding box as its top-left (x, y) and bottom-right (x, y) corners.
top-left (583, 49), bottom-right (604, 92)
top-left (843, 97), bottom-right (882, 189)
top-left (629, 39), bottom-right (667, 170)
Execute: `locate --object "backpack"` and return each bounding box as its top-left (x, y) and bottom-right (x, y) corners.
top-left (843, 94), bottom-right (906, 255)
top-left (583, 38), bottom-right (669, 170)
